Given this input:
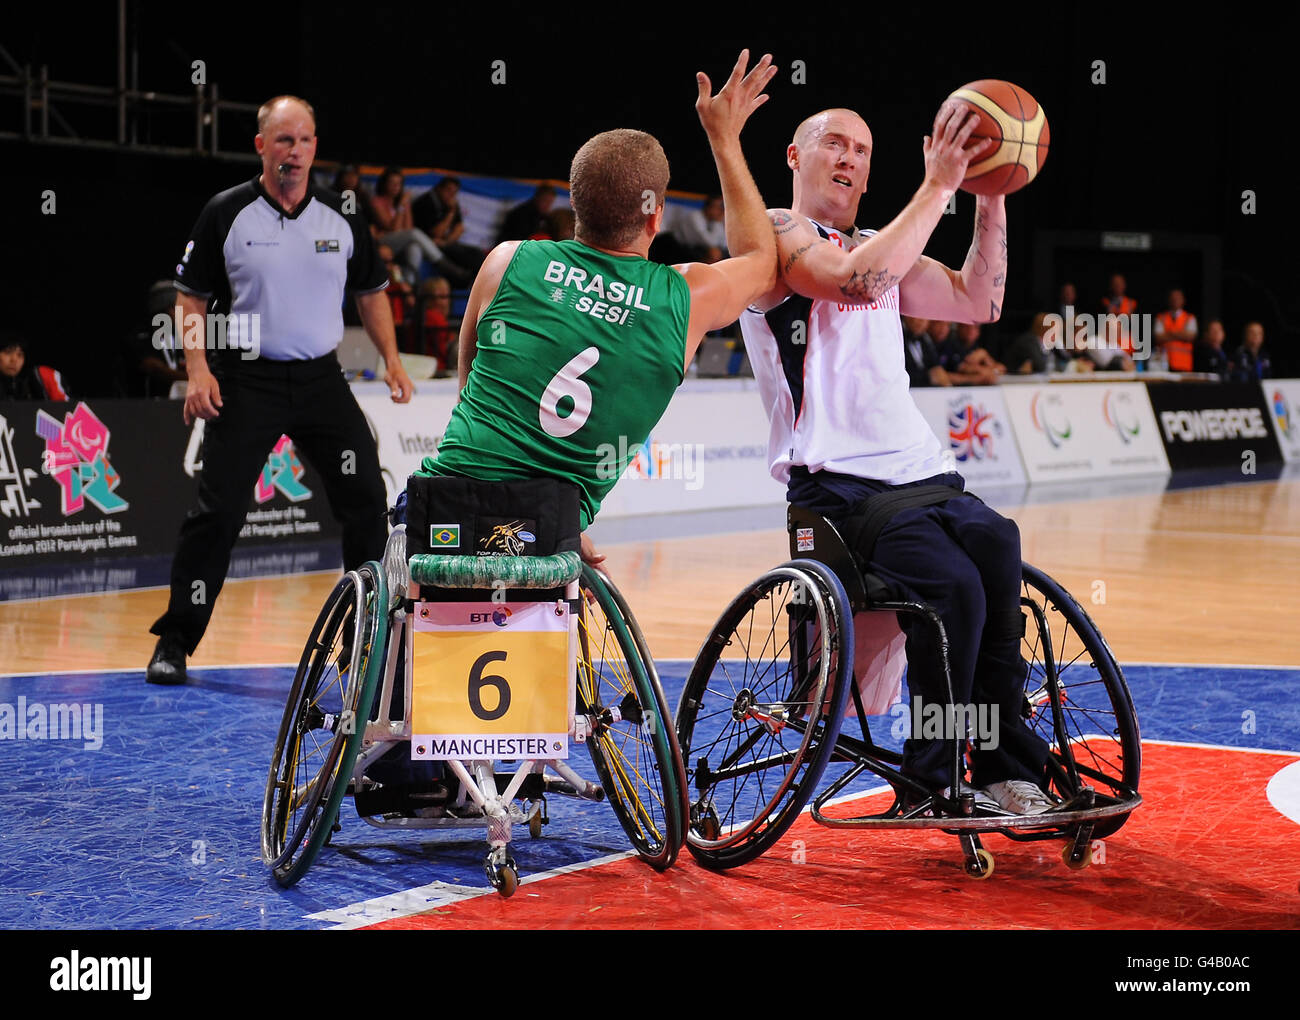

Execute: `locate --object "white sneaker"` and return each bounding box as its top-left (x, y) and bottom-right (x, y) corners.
top-left (946, 781), bottom-right (1000, 812)
top-left (984, 779), bottom-right (1056, 815)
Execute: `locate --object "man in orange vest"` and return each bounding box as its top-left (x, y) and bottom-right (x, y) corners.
top-left (1100, 272), bottom-right (1139, 365)
top-left (1154, 288), bottom-right (1198, 372)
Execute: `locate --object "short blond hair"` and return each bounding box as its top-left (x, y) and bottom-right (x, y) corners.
top-left (257, 95), bottom-right (316, 134)
top-left (569, 129), bottom-right (669, 249)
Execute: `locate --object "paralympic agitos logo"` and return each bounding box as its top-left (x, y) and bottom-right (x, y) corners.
top-left (1029, 392), bottom-right (1071, 448)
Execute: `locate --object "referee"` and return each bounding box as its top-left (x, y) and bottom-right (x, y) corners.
top-left (147, 94), bottom-right (414, 684)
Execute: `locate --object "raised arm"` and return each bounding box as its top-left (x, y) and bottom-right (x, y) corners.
top-left (898, 194), bottom-right (1007, 323)
top-left (770, 102), bottom-right (991, 308)
top-left (675, 50), bottom-right (779, 366)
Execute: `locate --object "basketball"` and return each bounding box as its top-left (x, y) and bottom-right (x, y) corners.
top-left (944, 79), bottom-right (1049, 195)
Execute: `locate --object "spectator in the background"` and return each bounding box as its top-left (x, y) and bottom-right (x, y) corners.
top-left (416, 277), bottom-right (456, 375)
top-left (938, 320), bottom-right (1002, 383)
top-left (902, 316), bottom-right (949, 388)
top-left (1100, 273), bottom-right (1138, 362)
top-left (542, 207), bottom-right (576, 241)
top-left (370, 167), bottom-right (459, 284)
top-left (1154, 288), bottom-right (1198, 372)
top-left (1, 332), bottom-right (70, 400)
top-left (331, 164), bottom-right (375, 229)
top-left (1002, 312), bottom-right (1063, 374)
top-left (1058, 281), bottom-right (1077, 321)
top-left (1230, 322), bottom-right (1272, 382)
top-left (1194, 319), bottom-right (1230, 378)
top-left (123, 280), bottom-right (188, 397)
top-left (1063, 319), bottom-right (1099, 374)
top-left (496, 184), bottom-right (557, 243)
top-left (673, 193), bottom-right (729, 263)
top-left (411, 177), bottom-right (480, 282)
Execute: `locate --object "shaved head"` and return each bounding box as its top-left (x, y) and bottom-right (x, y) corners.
top-left (793, 108), bottom-right (868, 147)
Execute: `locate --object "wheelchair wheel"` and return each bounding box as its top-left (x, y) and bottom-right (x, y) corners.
top-left (1020, 564), bottom-right (1140, 837)
top-left (577, 564), bottom-right (685, 870)
top-left (675, 560), bottom-right (854, 870)
top-left (261, 562), bottom-right (389, 886)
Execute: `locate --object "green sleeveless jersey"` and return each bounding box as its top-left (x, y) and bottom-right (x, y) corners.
top-left (420, 239), bottom-right (691, 527)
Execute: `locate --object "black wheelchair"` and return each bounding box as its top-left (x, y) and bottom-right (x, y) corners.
top-left (674, 505), bottom-right (1142, 879)
top-left (260, 477), bottom-right (687, 896)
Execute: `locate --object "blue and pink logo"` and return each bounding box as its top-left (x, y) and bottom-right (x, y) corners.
top-left (947, 400), bottom-right (996, 461)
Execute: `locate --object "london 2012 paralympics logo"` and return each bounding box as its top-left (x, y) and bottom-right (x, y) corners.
top-left (1029, 392), bottom-right (1072, 449)
top-left (947, 399), bottom-right (998, 461)
top-left (1102, 390), bottom-right (1142, 445)
top-left (35, 403), bottom-right (128, 516)
top-left (1272, 389), bottom-right (1293, 439)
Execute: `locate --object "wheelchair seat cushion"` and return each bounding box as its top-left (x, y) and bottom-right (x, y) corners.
top-left (404, 474), bottom-right (581, 559)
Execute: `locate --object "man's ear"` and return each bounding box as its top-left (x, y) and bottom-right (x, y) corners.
top-left (786, 142), bottom-right (799, 172)
top-left (254, 133), bottom-right (265, 155)
top-left (649, 203), bottom-right (665, 237)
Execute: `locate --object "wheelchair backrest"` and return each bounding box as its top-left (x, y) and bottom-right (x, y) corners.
top-left (786, 506), bottom-right (870, 612)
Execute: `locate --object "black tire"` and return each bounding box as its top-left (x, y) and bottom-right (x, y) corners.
top-left (1020, 563), bottom-right (1140, 837)
top-left (261, 562), bottom-right (389, 886)
top-left (577, 565), bottom-right (685, 870)
top-left (675, 559), bottom-right (854, 870)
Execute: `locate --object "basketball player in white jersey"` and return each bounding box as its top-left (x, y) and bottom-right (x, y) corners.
top-left (739, 104), bottom-right (1055, 814)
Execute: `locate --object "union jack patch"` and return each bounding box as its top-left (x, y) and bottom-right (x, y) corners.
top-left (796, 527), bottom-right (815, 552)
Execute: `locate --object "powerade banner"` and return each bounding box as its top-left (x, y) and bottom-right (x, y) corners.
top-left (0, 400), bottom-right (339, 567)
top-left (1145, 382), bottom-right (1282, 471)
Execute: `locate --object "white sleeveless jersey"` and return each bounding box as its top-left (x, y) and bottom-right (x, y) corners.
top-left (739, 220), bottom-right (950, 485)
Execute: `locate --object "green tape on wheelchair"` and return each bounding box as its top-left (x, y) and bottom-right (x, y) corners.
top-left (408, 550), bottom-right (582, 589)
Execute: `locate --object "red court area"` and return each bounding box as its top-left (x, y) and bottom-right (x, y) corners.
top-left (367, 744), bottom-right (1300, 930)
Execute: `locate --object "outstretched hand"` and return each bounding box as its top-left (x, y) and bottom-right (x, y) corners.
top-left (922, 100), bottom-right (994, 193)
top-left (695, 49), bottom-right (778, 142)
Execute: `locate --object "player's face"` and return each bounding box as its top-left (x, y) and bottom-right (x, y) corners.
top-left (796, 114), bottom-right (872, 216)
top-left (256, 102), bottom-right (317, 186)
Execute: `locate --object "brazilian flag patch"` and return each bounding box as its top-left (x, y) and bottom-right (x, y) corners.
top-left (430, 524), bottom-right (461, 548)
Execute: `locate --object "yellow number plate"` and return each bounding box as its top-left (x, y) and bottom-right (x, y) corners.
top-left (410, 600), bottom-right (571, 760)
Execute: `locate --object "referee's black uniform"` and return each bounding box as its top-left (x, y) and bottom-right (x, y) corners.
top-left (150, 175), bottom-right (388, 659)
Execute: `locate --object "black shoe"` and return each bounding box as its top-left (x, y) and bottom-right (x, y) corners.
top-left (146, 632), bottom-right (188, 685)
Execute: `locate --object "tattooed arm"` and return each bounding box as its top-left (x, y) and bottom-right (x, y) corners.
top-left (898, 194), bottom-right (1008, 323)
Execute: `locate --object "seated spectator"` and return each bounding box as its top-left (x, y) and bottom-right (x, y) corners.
top-left (902, 316), bottom-right (950, 388)
top-left (411, 176), bottom-right (484, 280)
top-left (1002, 312), bottom-right (1066, 374)
top-left (673, 194), bottom-right (728, 263)
top-left (1230, 321), bottom-right (1272, 381)
top-left (377, 243), bottom-right (416, 349)
top-left (496, 184), bottom-right (556, 243)
top-left (1, 332), bottom-right (70, 400)
top-left (415, 277), bottom-right (457, 375)
top-left (938, 321), bottom-right (1002, 383)
top-left (1154, 289), bottom-right (1198, 372)
top-left (542, 207), bottom-right (576, 241)
top-left (1193, 319), bottom-right (1230, 378)
top-left (1062, 321), bottom-right (1098, 374)
top-left (371, 167), bottom-right (466, 284)
top-left (123, 280), bottom-right (188, 397)
top-left (331, 163), bottom-right (375, 229)
top-left (1058, 281), bottom-right (1077, 322)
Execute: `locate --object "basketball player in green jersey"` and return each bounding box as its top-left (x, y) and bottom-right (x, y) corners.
top-left (419, 51), bottom-right (779, 561)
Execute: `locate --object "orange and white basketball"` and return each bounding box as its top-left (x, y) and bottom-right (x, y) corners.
top-left (945, 79), bottom-right (1049, 195)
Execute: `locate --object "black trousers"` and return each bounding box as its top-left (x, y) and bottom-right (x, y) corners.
top-left (151, 353), bottom-right (387, 655)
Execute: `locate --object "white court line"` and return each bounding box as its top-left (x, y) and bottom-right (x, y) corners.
top-left (0, 661), bottom-right (299, 680)
top-left (1142, 737), bottom-right (1300, 757)
top-left (307, 851), bottom-right (634, 929)
top-left (0, 566), bottom-right (343, 606)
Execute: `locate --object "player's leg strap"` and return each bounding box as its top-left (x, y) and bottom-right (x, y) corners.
top-left (839, 485), bottom-right (975, 567)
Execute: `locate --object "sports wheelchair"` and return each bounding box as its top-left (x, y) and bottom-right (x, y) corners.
top-left (674, 505), bottom-right (1142, 879)
top-left (261, 477), bottom-right (687, 896)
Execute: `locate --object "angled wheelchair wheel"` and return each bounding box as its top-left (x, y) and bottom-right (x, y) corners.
top-left (1020, 563), bottom-right (1139, 837)
top-left (261, 562), bottom-right (389, 886)
top-left (577, 564), bottom-right (685, 870)
top-left (676, 559), bottom-right (854, 870)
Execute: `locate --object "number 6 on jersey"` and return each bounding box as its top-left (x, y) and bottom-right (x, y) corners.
top-left (540, 346), bottom-right (600, 438)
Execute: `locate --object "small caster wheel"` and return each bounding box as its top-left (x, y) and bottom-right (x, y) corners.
top-left (964, 848), bottom-right (995, 880)
top-left (693, 804), bottom-right (721, 841)
top-left (1062, 842), bottom-right (1092, 870)
top-left (325, 819), bottom-right (341, 847)
top-left (528, 811), bottom-right (543, 839)
top-left (485, 850), bottom-right (519, 897)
